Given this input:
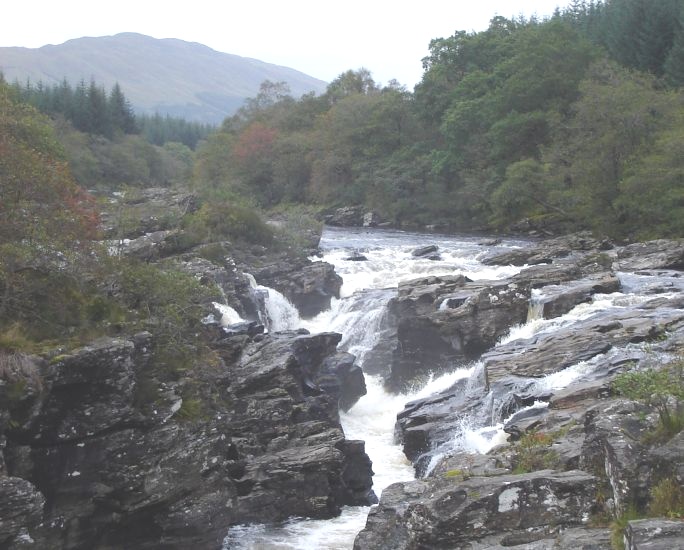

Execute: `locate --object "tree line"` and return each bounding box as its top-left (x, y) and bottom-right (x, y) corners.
top-left (4, 77), bottom-right (214, 149)
top-left (192, 0), bottom-right (684, 240)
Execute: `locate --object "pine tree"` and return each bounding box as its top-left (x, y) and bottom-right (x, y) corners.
top-left (108, 82), bottom-right (137, 134)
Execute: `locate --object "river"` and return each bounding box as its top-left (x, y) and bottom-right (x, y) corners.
top-left (222, 226), bottom-right (681, 549)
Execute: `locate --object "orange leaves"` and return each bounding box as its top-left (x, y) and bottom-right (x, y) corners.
top-left (232, 122), bottom-right (278, 163)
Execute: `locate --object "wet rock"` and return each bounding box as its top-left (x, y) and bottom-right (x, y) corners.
top-left (324, 206), bottom-right (364, 227)
top-left (387, 276), bottom-right (529, 390)
top-left (251, 259), bottom-right (343, 318)
top-left (345, 251), bottom-right (368, 261)
top-left (411, 244), bottom-right (439, 257)
top-left (625, 518), bottom-right (684, 549)
top-left (482, 232), bottom-right (613, 267)
top-left (483, 296), bottom-right (684, 384)
top-left (353, 470), bottom-right (598, 550)
top-left (615, 239), bottom-right (684, 271)
top-left (1, 332), bottom-right (374, 549)
top-left (530, 272), bottom-right (621, 319)
top-left (0, 477), bottom-right (45, 547)
top-left (176, 255), bottom-right (256, 319)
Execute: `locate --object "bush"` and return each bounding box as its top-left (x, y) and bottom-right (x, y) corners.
top-left (612, 359), bottom-right (684, 440)
top-left (183, 202), bottom-right (274, 246)
top-left (649, 477), bottom-right (684, 519)
top-left (511, 430), bottom-right (561, 474)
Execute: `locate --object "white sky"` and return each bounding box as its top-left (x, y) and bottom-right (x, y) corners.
top-left (1, 1), bottom-right (566, 87)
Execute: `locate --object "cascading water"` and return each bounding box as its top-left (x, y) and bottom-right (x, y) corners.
top-left (224, 227), bottom-right (527, 549)
top-left (244, 273), bottom-right (301, 332)
top-left (224, 227), bottom-right (682, 549)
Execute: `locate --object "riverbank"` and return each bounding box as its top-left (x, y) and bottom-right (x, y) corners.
top-left (2, 204), bottom-right (683, 548)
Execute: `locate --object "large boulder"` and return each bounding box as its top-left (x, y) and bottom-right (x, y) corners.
top-left (614, 239), bottom-right (684, 271)
top-left (386, 275), bottom-right (530, 390)
top-left (250, 259), bottom-right (343, 318)
top-left (324, 206), bottom-right (365, 227)
top-left (353, 470), bottom-right (598, 550)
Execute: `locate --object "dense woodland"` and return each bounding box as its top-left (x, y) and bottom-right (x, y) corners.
top-left (192, 0), bottom-right (684, 240)
top-left (1, 0), bottom-right (683, 348)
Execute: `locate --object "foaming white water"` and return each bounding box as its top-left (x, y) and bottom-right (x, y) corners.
top-left (498, 289), bottom-right (658, 346)
top-left (224, 228), bottom-right (530, 549)
top-left (261, 287), bottom-right (301, 332)
top-left (244, 272), bottom-right (301, 332)
top-left (212, 302), bottom-right (245, 326)
top-left (300, 290), bottom-right (392, 363)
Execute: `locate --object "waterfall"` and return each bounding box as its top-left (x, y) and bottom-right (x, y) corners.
top-left (225, 227), bottom-right (684, 549)
top-left (212, 302), bottom-right (245, 326)
top-left (244, 273), bottom-right (301, 332)
top-left (526, 288), bottom-right (546, 321)
top-left (225, 227), bottom-right (527, 549)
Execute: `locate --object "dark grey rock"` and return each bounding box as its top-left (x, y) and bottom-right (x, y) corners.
top-left (324, 206), bottom-right (364, 227)
top-left (625, 518), bottom-right (684, 550)
top-left (615, 239), bottom-right (684, 271)
top-left (411, 244), bottom-right (439, 257)
top-left (0, 477), bottom-right (45, 547)
top-left (353, 470), bottom-right (598, 550)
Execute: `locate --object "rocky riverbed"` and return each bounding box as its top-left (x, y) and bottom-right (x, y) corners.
top-left (354, 233), bottom-right (684, 549)
top-left (1, 190), bottom-right (683, 549)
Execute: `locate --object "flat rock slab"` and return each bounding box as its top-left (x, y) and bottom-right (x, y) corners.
top-left (625, 518), bottom-right (684, 550)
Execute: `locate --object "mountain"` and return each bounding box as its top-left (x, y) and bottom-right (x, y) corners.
top-left (0, 33), bottom-right (328, 124)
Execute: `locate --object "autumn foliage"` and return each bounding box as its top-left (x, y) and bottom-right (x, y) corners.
top-left (0, 83), bottom-right (101, 339)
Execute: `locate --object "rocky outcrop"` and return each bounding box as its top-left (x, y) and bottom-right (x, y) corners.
top-left (353, 470), bottom-right (598, 550)
top-left (100, 187), bottom-right (199, 239)
top-left (625, 518), bottom-right (684, 549)
top-left (385, 274), bottom-right (530, 390)
top-left (483, 294), bottom-right (684, 383)
top-left (615, 239), bottom-right (684, 271)
top-left (324, 206), bottom-right (382, 228)
top-left (250, 258), bottom-right (342, 317)
top-left (360, 234), bottom-right (684, 549)
top-left (0, 331), bottom-right (374, 549)
top-left (481, 231), bottom-right (613, 267)
top-left (324, 206), bottom-right (365, 227)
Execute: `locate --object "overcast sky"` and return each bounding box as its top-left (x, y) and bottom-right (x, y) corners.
top-left (2, 1), bottom-right (566, 87)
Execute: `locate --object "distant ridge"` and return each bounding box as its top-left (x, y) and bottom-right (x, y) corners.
top-left (0, 33), bottom-right (328, 123)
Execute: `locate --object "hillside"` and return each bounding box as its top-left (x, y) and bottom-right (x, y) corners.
top-left (0, 32), bottom-right (327, 123)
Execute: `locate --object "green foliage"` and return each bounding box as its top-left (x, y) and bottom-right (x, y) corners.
top-left (648, 477), bottom-right (684, 519)
top-left (11, 78), bottom-right (138, 138)
top-left (612, 358), bottom-right (684, 440)
top-left (183, 202), bottom-right (274, 246)
top-left (138, 112), bottom-right (214, 149)
top-left (0, 82), bottom-right (105, 342)
top-left (610, 504), bottom-right (641, 550)
top-left (175, 397), bottom-right (204, 422)
top-left (511, 429), bottom-right (561, 474)
top-left (116, 259), bottom-right (220, 375)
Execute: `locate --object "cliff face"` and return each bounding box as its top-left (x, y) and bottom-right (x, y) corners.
top-left (0, 187), bottom-right (371, 549)
top-left (0, 331), bottom-right (373, 549)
